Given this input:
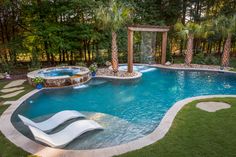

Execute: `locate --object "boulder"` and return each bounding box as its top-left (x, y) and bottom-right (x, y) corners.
top-left (165, 61), bottom-right (171, 66)
top-left (0, 73), bottom-right (4, 79)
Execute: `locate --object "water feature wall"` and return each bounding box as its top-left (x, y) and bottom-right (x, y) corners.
top-left (140, 32), bottom-right (157, 64)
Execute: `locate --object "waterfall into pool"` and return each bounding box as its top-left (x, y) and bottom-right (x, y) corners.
top-left (140, 32), bottom-right (157, 64)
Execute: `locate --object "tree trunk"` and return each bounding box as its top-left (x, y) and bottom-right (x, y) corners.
top-left (221, 34), bottom-right (232, 67)
top-left (87, 41), bottom-right (91, 61)
top-left (202, 42), bottom-right (206, 53)
top-left (51, 54), bottom-right (54, 65)
top-left (218, 39), bottom-right (222, 55)
top-left (111, 31), bottom-right (119, 72)
top-left (185, 34), bottom-right (194, 65)
top-left (83, 40), bottom-right (87, 61)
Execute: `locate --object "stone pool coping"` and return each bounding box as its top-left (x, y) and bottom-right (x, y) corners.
top-left (1, 66), bottom-right (236, 157)
top-left (152, 64), bottom-right (236, 74)
top-left (27, 66), bottom-right (90, 79)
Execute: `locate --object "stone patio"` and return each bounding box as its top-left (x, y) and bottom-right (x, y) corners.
top-left (1, 87), bottom-right (25, 93)
top-left (0, 90), bottom-right (25, 99)
top-left (3, 79), bottom-right (26, 89)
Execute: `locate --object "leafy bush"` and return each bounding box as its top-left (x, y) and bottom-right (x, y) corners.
top-left (193, 53), bottom-right (220, 65)
top-left (0, 62), bottom-right (13, 73)
top-left (193, 53), bottom-right (205, 64)
top-left (95, 55), bottom-right (105, 66)
top-left (32, 77), bottom-right (44, 84)
top-left (204, 55), bottom-right (220, 65)
top-left (89, 63), bottom-right (98, 72)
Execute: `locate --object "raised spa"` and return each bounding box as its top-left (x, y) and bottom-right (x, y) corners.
top-left (12, 66), bottom-right (236, 150)
top-left (27, 66), bottom-right (90, 87)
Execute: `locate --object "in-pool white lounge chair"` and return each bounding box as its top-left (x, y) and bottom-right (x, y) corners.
top-left (28, 120), bottom-right (103, 148)
top-left (18, 110), bottom-right (85, 132)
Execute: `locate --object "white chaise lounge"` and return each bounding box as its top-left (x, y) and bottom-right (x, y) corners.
top-left (18, 110), bottom-right (85, 132)
top-left (28, 120), bottom-right (103, 148)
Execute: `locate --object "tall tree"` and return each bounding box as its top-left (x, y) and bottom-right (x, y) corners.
top-left (212, 15), bottom-right (236, 67)
top-left (96, 0), bottom-right (132, 72)
top-left (175, 21), bottom-right (201, 65)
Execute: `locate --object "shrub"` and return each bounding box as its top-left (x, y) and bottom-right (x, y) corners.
top-left (32, 77), bottom-right (44, 84)
top-left (204, 55), bottom-right (220, 65)
top-left (193, 53), bottom-right (220, 65)
top-left (0, 62), bottom-right (13, 73)
top-left (193, 53), bottom-right (205, 64)
top-left (89, 63), bottom-right (98, 73)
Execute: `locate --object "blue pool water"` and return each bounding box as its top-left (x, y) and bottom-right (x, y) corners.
top-left (38, 68), bottom-right (80, 77)
top-left (12, 67), bottom-right (236, 150)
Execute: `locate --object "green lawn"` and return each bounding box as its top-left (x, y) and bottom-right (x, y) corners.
top-left (118, 98), bottom-right (236, 157)
top-left (0, 80), bottom-right (33, 157)
top-left (0, 105), bottom-right (31, 157)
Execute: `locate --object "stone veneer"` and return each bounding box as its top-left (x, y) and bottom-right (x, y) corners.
top-left (27, 66), bottom-right (90, 88)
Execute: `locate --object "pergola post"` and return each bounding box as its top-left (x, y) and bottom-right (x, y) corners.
top-left (128, 29), bottom-right (134, 73)
top-left (161, 31), bottom-right (168, 65)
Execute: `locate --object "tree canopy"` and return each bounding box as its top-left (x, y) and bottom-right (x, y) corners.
top-left (0, 0), bottom-right (236, 72)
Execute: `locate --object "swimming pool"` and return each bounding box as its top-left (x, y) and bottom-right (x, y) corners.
top-left (12, 66), bottom-right (236, 150)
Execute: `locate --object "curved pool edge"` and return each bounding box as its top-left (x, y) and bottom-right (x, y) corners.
top-left (1, 92), bottom-right (236, 157)
top-left (1, 65), bottom-right (236, 157)
top-left (152, 64), bottom-right (236, 74)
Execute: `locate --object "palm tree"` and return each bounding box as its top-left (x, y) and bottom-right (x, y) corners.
top-left (175, 22), bottom-right (201, 65)
top-left (96, 0), bottom-right (132, 72)
top-left (212, 15), bottom-right (236, 67)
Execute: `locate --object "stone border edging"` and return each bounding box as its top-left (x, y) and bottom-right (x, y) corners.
top-left (152, 64), bottom-right (236, 74)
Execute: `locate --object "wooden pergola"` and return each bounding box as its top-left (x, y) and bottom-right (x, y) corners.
top-left (127, 25), bottom-right (170, 73)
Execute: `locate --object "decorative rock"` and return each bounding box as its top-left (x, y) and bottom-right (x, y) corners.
top-left (96, 68), bottom-right (138, 78)
top-left (3, 79), bottom-right (26, 89)
top-left (165, 61), bottom-right (171, 66)
top-left (1, 87), bottom-right (25, 93)
top-left (196, 102), bottom-right (231, 112)
top-left (105, 61), bottom-right (111, 66)
top-left (0, 73), bottom-right (4, 79)
top-left (5, 74), bottom-right (11, 79)
top-left (0, 90), bottom-right (25, 99)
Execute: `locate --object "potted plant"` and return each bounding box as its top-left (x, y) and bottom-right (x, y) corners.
top-left (32, 77), bottom-right (44, 89)
top-left (89, 63), bottom-right (98, 77)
